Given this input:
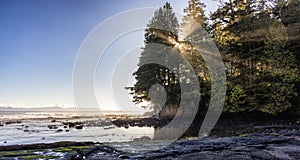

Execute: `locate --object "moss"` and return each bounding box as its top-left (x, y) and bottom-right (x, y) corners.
top-left (239, 134), bottom-right (249, 137)
top-left (0, 151), bottom-right (56, 159)
top-left (0, 145), bottom-right (92, 159)
top-left (53, 145), bottom-right (90, 152)
top-left (68, 145), bottom-right (91, 149)
top-left (0, 150), bottom-right (31, 156)
top-left (54, 147), bottom-right (73, 152)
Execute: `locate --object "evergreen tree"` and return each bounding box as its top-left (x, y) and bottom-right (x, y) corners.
top-left (211, 0), bottom-right (299, 114)
top-left (182, 0), bottom-right (208, 67)
top-left (128, 3), bottom-right (181, 115)
top-left (273, 0), bottom-right (300, 61)
top-left (129, 0), bottom-right (300, 117)
top-left (250, 20), bottom-right (299, 114)
top-left (276, 0), bottom-right (300, 113)
top-left (211, 0), bottom-right (256, 112)
top-left (181, 0), bottom-right (211, 111)
top-left (183, 0), bottom-right (207, 27)
top-left (281, 0), bottom-right (300, 40)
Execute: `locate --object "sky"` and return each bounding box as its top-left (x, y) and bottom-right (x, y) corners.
top-left (0, 0), bottom-right (220, 110)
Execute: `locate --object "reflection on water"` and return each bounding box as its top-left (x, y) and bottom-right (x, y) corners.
top-left (0, 110), bottom-right (200, 149)
top-left (0, 120), bottom-right (154, 146)
top-left (0, 111), bottom-right (154, 146)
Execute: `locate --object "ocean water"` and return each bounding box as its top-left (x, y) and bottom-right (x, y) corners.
top-left (0, 111), bottom-right (154, 146)
top-left (0, 110), bottom-right (142, 120)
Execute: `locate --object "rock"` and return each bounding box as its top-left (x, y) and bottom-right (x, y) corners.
top-left (48, 125), bottom-right (58, 129)
top-left (51, 119), bottom-right (56, 123)
top-left (0, 132), bottom-right (300, 160)
top-left (104, 126), bottom-right (115, 130)
top-left (251, 150), bottom-right (276, 159)
top-left (5, 120), bottom-right (22, 125)
top-left (3, 141), bottom-right (6, 143)
top-left (75, 125), bottom-right (83, 129)
top-left (118, 155), bottom-right (130, 159)
top-left (42, 137), bottom-right (45, 140)
top-left (141, 136), bottom-right (151, 140)
top-left (133, 136), bottom-right (151, 141)
top-left (0, 124), bottom-right (3, 127)
top-left (63, 121), bottom-right (83, 128)
top-left (66, 129), bottom-right (70, 132)
top-left (57, 129), bottom-right (63, 132)
top-left (179, 152), bottom-right (221, 160)
top-left (23, 130), bottom-right (30, 132)
top-left (64, 126), bottom-right (68, 128)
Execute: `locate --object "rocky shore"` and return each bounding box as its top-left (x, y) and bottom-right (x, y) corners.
top-left (0, 131), bottom-right (299, 159)
top-left (1, 113), bottom-right (299, 159)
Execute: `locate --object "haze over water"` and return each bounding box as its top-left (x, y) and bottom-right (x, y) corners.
top-left (0, 109), bottom-right (153, 146)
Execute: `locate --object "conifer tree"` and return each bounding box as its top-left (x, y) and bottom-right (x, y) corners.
top-left (128, 3), bottom-right (181, 114)
top-left (211, 0), bottom-right (299, 114)
top-left (181, 0), bottom-right (210, 111)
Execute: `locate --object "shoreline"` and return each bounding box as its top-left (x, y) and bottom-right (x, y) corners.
top-left (0, 131), bottom-right (299, 159)
top-left (0, 114), bottom-right (299, 159)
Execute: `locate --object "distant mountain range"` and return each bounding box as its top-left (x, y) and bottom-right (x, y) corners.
top-left (0, 106), bottom-right (141, 113)
top-left (0, 106), bottom-right (76, 111)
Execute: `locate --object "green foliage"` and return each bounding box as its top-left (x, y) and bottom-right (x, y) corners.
top-left (211, 0), bottom-right (299, 115)
top-left (181, 0), bottom-right (211, 112)
top-left (183, 0), bottom-right (207, 27)
top-left (128, 2), bottom-right (181, 111)
top-left (225, 84), bottom-right (246, 112)
top-left (129, 0), bottom-right (300, 116)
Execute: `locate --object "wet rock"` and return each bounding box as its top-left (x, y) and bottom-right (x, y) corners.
top-left (111, 117), bottom-right (166, 128)
top-left (5, 120), bottom-right (22, 125)
top-left (103, 126), bottom-right (115, 130)
top-left (23, 129), bottom-right (39, 133)
top-left (118, 154), bottom-right (130, 159)
top-left (57, 129), bottom-right (63, 132)
top-left (75, 125), bottom-right (83, 129)
top-left (251, 150), bottom-right (276, 159)
top-left (179, 152), bottom-right (222, 160)
top-left (48, 125), bottom-right (58, 129)
top-left (63, 121), bottom-right (83, 128)
top-left (0, 133), bottom-right (300, 160)
top-left (133, 136), bottom-right (151, 141)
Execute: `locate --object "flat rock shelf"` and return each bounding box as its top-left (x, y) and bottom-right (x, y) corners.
top-left (0, 131), bottom-right (299, 160)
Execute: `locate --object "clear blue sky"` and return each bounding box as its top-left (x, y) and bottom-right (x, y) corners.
top-left (0, 0), bottom-right (219, 109)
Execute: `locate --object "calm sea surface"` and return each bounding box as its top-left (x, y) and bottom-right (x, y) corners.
top-left (0, 111), bottom-right (154, 146)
